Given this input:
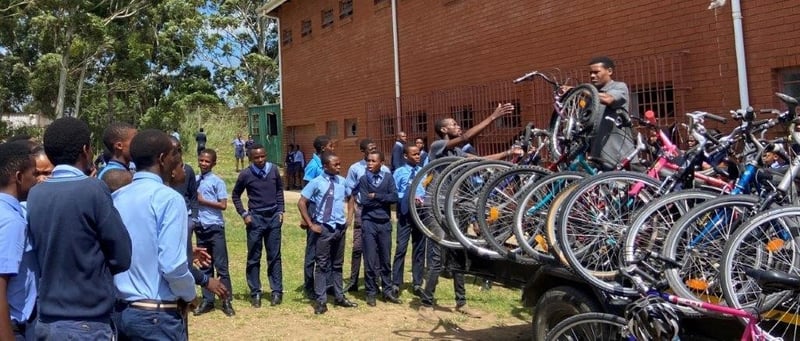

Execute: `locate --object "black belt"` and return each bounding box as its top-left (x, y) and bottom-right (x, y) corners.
top-left (252, 209), bottom-right (278, 217)
top-left (127, 299), bottom-right (180, 312)
top-left (11, 321), bottom-right (25, 334)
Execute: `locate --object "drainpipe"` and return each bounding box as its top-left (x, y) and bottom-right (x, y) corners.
top-left (731, 0), bottom-right (749, 110)
top-left (267, 15), bottom-right (285, 110)
top-left (391, 0), bottom-right (401, 133)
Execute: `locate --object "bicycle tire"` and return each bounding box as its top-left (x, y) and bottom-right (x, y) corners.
top-left (545, 312), bottom-right (628, 341)
top-left (662, 195), bottom-right (760, 304)
top-left (544, 184), bottom-right (580, 267)
top-left (513, 171), bottom-right (587, 263)
top-left (549, 84), bottom-right (601, 161)
top-left (622, 189), bottom-right (718, 268)
top-left (474, 165), bottom-right (552, 260)
top-left (429, 158), bottom-right (483, 247)
top-left (443, 160), bottom-right (514, 258)
top-left (719, 206), bottom-right (800, 339)
top-left (557, 171), bottom-right (661, 297)
top-left (408, 156), bottom-right (464, 249)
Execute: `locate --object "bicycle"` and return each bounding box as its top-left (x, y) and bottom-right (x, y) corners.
top-left (546, 251), bottom-right (790, 340)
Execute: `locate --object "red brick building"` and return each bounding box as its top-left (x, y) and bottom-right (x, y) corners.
top-left (262, 0), bottom-right (800, 166)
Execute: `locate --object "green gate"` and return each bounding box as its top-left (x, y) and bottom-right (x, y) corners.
top-left (247, 104), bottom-right (283, 166)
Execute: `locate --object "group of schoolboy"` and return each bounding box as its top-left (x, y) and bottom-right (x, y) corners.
top-left (0, 118), bottom-right (286, 341)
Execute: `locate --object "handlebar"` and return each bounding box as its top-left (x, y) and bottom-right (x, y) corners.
top-left (512, 70), bottom-right (559, 88)
top-left (687, 111), bottom-right (728, 123)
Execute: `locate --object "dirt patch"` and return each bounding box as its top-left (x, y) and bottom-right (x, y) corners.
top-left (188, 299), bottom-right (529, 340)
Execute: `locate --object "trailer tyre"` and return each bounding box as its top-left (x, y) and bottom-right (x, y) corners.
top-left (531, 286), bottom-right (601, 341)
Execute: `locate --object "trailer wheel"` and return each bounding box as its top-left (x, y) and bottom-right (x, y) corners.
top-left (531, 286), bottom-right (601, 341)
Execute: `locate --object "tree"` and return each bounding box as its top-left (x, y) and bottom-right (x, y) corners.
top-left (198, 0), bottom-right (279, 107)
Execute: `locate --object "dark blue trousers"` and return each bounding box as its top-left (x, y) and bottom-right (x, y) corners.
top-left (303, 229), bottom-right (317, 295)
top-left (36, 319), bottom-right (113, 341)
top-left (246, 213), bottom-right (283, 296)
top-left (195, 224), bottom-right (232, 303)
top-left (361, 219), bottom-right (393, 297)
top-left (392, 213), bottom-right (427, 290)
top-left (421, 242), bottom-right (466, 307)
top-left (314, 224), bottom-right (346, 304)
top-left (118, 307), bottom-right (185, 341)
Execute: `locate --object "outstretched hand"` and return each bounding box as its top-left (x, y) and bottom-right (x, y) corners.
top-left (490, 103), bottom-right (515, 120)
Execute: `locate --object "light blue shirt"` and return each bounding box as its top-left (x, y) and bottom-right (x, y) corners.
top-left (196, 171), bottom-right (227, 227)
top-left (345, 159), bottom-right (390, 204)
top-left (393, 164), bottom-right (425, 215)
top-left (96, 159), bottom-right (129, 180)
top-left (303, 153), bottom-right (323, 181)
top-left (0, 193), bottom-right (37, 323)
top-left (113, 172), bottom-right (195, 302)
top-left (301, 173), bottom-right (350, 226)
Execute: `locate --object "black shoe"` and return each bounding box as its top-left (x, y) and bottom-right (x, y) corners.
top-left (270, 293), bottom-right (283, 306)
top-left (193, 302), bottom-right (214, 316)
top-left (412, 286), bottom-right (424, 298)
top-left (383, 293), bottom-right (401, 304)
top-left (366, 296), bottom-right (376, 307)
top-left (250, 293), bottom-right (262, 308)
top-left (333, 297), bottom-right (358, 308)
top-left (314, 302), bottom-right (328, 315)
top-left (221, 300), bottom-right (235, 317)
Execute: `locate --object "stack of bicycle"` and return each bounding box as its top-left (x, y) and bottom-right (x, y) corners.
top-left (408, 71), bottom-right (800, 340)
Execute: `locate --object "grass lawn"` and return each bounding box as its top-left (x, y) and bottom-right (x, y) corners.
top-left (182, 114), bottom-right (530, 339)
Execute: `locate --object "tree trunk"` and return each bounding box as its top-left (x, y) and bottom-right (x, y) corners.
top-left (55, 24), bottom-right (74, 118)
top-left (73, 61), bottom-right (88, 118)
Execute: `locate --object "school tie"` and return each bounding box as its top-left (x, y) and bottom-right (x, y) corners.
top-left (372, 173), bottom-right (382, 186)
top-left (409, 167), bottom-right (418, 183)
top-left (321, 175), bottom-right (336, 223)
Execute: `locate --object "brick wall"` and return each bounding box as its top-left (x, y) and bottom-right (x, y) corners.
top-left (272, 0), bottom-right (800, 166)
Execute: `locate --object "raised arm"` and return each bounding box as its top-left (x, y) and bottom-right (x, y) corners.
top-left (446, 103), bottom-right (515, 150)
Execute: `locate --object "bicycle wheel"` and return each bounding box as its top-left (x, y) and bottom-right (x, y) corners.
top-left (474, 165), bottom-right (552, 260)
top-left (443, 160), bottom-right (514, 258)
top-left (549, 84), bottom-right (601, 160)
top-left (545, 184), bottom-right (580, 267)
top-left (662, 195), bottom-right (760, 304)
top-left (408, 156), bottom-right (464, 249)
top-left (545, 312), bottom-right (628, 341)
top-left (720, 206), bottom-right (800, 339)
top-left (429, 158), bottom-right (483, 247)
top-left (557, 171), bottom-right (661, 297)
top-left (622, 189), bottom-right (718, 268)
top-left (513, 171), bottom-right (587, 263)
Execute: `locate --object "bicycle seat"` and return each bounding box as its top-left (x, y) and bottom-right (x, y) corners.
top-left (745, 268), bottom-right (800, 294)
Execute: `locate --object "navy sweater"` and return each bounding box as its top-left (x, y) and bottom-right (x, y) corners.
top-left (27, 173), bottom-right (131, 322)
top-left (358, 172), bottom-right (398, 222)
top-left (232, 163), bottom-right (285, 215)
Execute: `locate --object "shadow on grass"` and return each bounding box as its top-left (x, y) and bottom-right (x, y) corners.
top-left (391, 313), bottom-right (529, 340)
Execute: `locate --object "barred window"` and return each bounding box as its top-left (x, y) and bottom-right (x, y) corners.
top-left (281, 29), bottom-right (292, 46)
top-left (301, 20), bottom-right (312, 37)
top-left (321, 9), bottom-right (334, 29)
top-left (339, 0), bottom-right (353, 19)
top-left (451, 105), bottom-right (474, 128)
top-left (490, 100), bottom-right (521, 128)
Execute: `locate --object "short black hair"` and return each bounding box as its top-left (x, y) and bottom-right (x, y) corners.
top-left (367, 150), bottom-right (385, 161)
top-left (102, 122), bottom-right (136, 152)
top-left (199, 128), bottom-right (204, 132)
top-left (313, 135), bottom-right (331, 153)
top-left (434, 118), bottom-right (449, 138)
top-left (359, 138), bottom-right (375, 152)
top-left (250, 143), bottom-right (265, 152)
top-left (44, 117), bottom-right (91, 166)
top-left (0, 141), bottom-right (34, 187)
top-left (288, 143), bottom-right (295, 149)
top-left (199, 148), bottom-right (217, 162)
top-left (404, 144), bottom-right (419, 154)
top-left (320, 151), bottom-right (338, 166)
top-left (588, 56), bottom-right (615, 70)
top-left (101, 168), bottom-right (132, 193)
top-left (130, 129), bottom-right (174, 169)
